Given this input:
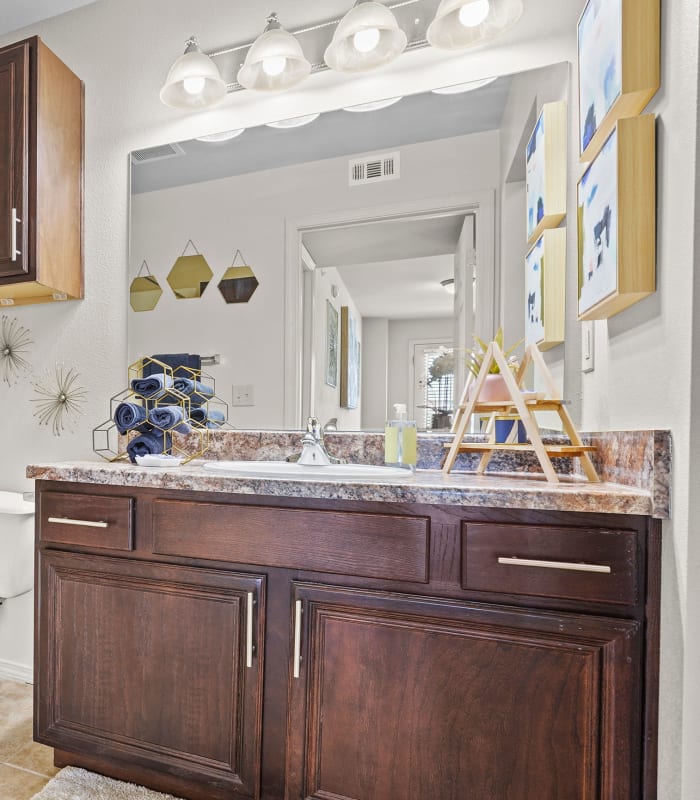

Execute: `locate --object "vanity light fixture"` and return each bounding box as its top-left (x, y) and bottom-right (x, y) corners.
top-left (343, 96), bottom-right (403, 112)
top-left (431, 76), bottom-right (497, 94)
top-left (195, 129), bottom-right (246, 142)
top-left (160, 37), bottom-right (227, 110)
top-left (427, 0), bottom-right (523, 50)
top-left (237, 13), bottom-right (312, 91)
top-left (266, 113), bottom-right (321, 129)
top-left (324, 1), bottom-right (408, 73)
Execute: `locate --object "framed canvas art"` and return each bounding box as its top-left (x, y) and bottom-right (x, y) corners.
top-left (340, 306), bottom-right (360, 409)
top-left (577, 115), bottom-right (656, 320)
top-left (325, 300), bottom-right (338, 388)
top-left (525, 228), bottom-right (566, 351)
top-left (526, 101), bottom-right (567, 246)
top-left (578, 0), bottom-right (659, 162)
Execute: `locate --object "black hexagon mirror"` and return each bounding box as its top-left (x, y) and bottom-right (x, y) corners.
top-left (167, 240), bottom-right (213, 299)
top-left (218, 249), bottom-right (259, 304)
top-left (130, 260), bottom-right (163, 312)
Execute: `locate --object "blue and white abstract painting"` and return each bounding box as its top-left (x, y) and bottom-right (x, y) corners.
top-left (578, 0), bottom-right (622, 154)
top-left (526, 113), bottom-right (545, 241)
top-left (525, 237), bottom-right (545, 346)
top-left (578, 129), bottom-right (618, 315)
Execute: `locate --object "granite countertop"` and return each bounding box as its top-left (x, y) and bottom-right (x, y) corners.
top-left (26, 459), bottom-right (658, 517)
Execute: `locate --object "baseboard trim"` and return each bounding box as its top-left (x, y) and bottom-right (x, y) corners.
top-left (0, 658), bottom-right (33, 683)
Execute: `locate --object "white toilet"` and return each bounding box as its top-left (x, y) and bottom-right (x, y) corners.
top-left (0, 491), bottom-right (35, 601)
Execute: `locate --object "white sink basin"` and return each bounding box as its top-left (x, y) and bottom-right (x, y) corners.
top-left (202, 460), bottom-right (414, 480)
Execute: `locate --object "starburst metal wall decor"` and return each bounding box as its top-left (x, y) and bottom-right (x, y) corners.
top-left (0, 315), bottom-right (33, 385)
top-left (32, 365), bottom-right (88, 436)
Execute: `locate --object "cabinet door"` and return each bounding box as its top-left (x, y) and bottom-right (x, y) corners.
top-left (286, 584), bottom-right (642, 800)
top-left (0, 41), bottom-right (28, 278)
top-left (36, 551), bottom-right (265, 800)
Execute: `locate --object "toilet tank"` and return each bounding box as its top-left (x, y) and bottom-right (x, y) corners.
top-left (0, 491), bottom-right (35, 599)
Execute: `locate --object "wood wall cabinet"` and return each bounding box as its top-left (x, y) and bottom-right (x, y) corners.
top-left (0, 37), bottom-right (83, 306)
top-left (34, 482), bottom-right (661, 800)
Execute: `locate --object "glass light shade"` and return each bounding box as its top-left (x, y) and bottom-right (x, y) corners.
top-left (237, 19), bottom-right (311, 91)
top-left (160, 38), bottom-right (227, 110)
top-left (427, 0), bottom-right (523, 50)
top-left (324, 1), bottom-right (408, 73)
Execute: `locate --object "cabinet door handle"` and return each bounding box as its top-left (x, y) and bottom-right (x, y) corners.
top-left (11, 208), bottom-right (21, 261)
top-left (497, 556), bottom-right (611, 574)
top-left (47, 516), bottom-right (109, 529)
top-left (293, 599), bottom-right (302, 679)
top-left (246, 591), bottom-right (254, 669)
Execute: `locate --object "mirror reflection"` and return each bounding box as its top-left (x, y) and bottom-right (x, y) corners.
top-left (129, 62), bottom-right (568, 431)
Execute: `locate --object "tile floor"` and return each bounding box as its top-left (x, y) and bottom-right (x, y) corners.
top-left (0, 679), bottom-right (58, 800)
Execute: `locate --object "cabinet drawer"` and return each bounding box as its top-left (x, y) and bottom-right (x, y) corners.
top-left (152, 500), bottom-right (429, 583)
top-left (462, 523), bottom-right (639, 605)
top-left (40, 492), bottom-right (134, 551)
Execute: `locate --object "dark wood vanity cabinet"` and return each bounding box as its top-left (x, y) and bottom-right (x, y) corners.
top-left (0, 37), bottom-right (83, 305)
top-left (34, 482), bottom-right (661, 800)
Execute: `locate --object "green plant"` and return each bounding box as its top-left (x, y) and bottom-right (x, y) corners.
top-left (465, 327), bottom-right (523, 378)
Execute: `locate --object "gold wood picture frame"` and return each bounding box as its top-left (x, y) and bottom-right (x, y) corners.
top-left (577, 114), bottom-right (656, 321)
top-left (578, 0), bottom-right (660, 163)
top-left (526, 101), bottom-right (567, 247)
top-left (525, 228), bottom-right (566, 351)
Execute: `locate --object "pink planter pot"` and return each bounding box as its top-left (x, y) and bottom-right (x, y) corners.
top-left (469, 374), bottom-right (511, 403)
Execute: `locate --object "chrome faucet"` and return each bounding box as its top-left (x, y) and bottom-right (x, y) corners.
top-left (298, 417), bottom-right (332, 466)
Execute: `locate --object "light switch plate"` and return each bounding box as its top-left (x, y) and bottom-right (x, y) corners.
top-left (232, 384), bottom-right (254, 406)
top-left (581, 322), bottom-right (595, 373)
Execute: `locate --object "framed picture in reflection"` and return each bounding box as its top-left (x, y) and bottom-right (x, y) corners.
top-left (340, 306), bottom-right (360, 409)
top-left (325, 300), bottom-right (339, 388)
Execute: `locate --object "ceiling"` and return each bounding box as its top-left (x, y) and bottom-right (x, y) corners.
top-left (0, 0), bottom-right (98, 36)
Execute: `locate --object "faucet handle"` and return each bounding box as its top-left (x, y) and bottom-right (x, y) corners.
top-left (306, 417), bottom-right (321, 438)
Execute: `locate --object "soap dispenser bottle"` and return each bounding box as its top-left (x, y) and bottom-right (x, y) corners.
top-left (385, 403), bottom-right (417, 469)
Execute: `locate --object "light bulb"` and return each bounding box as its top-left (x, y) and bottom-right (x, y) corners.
top-left (262, 55), bottom-right (287, 77)
top-left (458, 0), bottom-right (490, 27)
top-left (353, 27), bottom-right (381, 53)
top-left (183, 76), bottom-right (206, 95)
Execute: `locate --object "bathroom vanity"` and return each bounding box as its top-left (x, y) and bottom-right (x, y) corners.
top-left (29, 460), bottom-right (662, 800)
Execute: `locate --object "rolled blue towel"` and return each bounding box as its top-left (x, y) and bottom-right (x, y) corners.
top-left (131, 373), bottom-right (173, 399)
top-left (173, 377), bottom-right (214, 404)
top-left (114, 402), bottom-right (147, 435)
top-left (190, 408), bottom-right (225, 427)
top-left (148, 406), bottom-right (192, 434)
top-left (126, 431), bottom-right (172, 463)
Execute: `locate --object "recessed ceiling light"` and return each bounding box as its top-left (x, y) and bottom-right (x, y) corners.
top-left (195, 129), bottom-right (246, 142)
top-left (343, 96), bottom-right (403, 113)
top-left (266, 113), bottom-right (320, 129)
top-left (432, 76), bottom-right (498, 95)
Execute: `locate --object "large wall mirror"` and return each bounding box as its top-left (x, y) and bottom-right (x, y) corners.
top-left (129, 61), bottom-right (568, 431)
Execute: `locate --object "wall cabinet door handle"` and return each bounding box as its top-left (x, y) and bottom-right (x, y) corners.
top-left (246, 591), bottom-right (254, 669)
top-left (11, 208), bottom-right (21, 261)
top-left (47, 516), bottom-right (109, 529)
top-left (293, 599), bottom-right (302, 679)
top-left (497, 556), bottom-right (611, 574)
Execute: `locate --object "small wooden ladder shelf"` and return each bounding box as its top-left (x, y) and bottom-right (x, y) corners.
top-left (442, 342), bottom-right (600, 484)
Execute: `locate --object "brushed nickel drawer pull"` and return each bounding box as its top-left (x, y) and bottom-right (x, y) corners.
top-left (11, 208), bottom-right (21, 261)
top-left (246, 591), bottom-right (254, 669)
top-left (293, 599), bottom-right (302, 679)
top-left (47, 516), bottom-right (109, 529)
top-left (497, 556), bottom-right (611, 574)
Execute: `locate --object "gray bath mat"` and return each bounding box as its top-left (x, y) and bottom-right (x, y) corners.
top-left (31, 766), bottom-right (186, 800)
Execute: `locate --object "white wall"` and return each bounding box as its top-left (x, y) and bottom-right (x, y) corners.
top-left (0, 2), bottom-right (696, 796)
top-left (361, 318), bottom-right (389, 430)
top-left (129, 130), bottom-right (500, 428)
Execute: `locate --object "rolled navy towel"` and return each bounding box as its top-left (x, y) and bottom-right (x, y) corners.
top-left (190, 408), bottom-right (225, 427)
top-left (131, 373), bottom-right (173, 399)
top-left (114, 402), bottom-right (147, 435)
top-left (126, 431), bottom-right (172, 464)
top-left (148, 405), bottom-right (192, 434)
top-left (173, 377), bottom-right (214, 405)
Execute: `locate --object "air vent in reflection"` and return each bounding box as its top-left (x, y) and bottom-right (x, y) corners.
top-left (349, 152), bottom-right (400, 186)
top-left (130, 142), bottom-right (185, 164)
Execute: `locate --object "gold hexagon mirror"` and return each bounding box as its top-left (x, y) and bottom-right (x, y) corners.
top-left (167, 241), bottom-right (213, 299)
top-left (218, 250), bottom-right (259, 304)
top-left (130, 261), bottom-right (163, 312)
